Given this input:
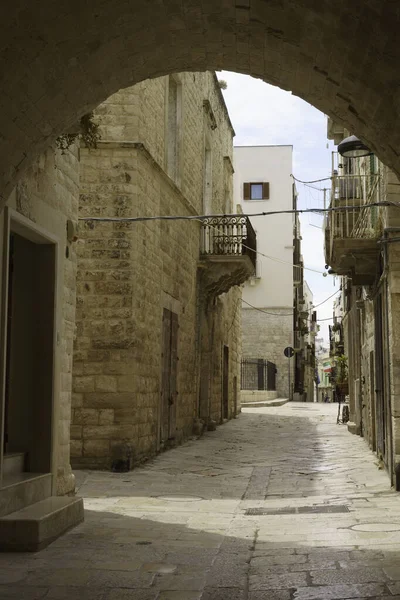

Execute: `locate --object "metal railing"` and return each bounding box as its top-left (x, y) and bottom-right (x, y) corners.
top-left (241, 358), bottom-right (276, 391)
top-left (325, 153), bottom-right (383, 256)
top-left (200, 215), bottom-right (257, 270)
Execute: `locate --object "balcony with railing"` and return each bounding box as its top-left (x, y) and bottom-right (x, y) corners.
top-left (199, 215), bottom-right (256, 296)
top-left (324, 153), bottom-right (383, 284)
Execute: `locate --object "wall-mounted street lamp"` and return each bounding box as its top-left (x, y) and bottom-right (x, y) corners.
top-left (337, 135), bottom-right (372, 158)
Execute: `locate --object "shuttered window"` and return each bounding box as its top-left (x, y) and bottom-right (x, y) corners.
top-left (243, 182), bottom-right (270, 200)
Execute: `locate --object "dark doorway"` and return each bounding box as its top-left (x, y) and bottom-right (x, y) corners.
top-left (375, 292), bottom-right (387, 466)
top-left (233, 376), bottom-right (238, 416)
top-left (222, 345), bottom-right (229, 420)
top-left (3, 230), bottom-right (56, 476)
top-left (160, 308), bottom-right (178, 444)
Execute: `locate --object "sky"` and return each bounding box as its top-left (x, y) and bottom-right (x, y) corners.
top-left (220, 71), bottom-right (339, 341)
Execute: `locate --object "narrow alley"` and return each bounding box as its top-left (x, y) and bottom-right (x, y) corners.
top-left (1, 403), bottom-right (400, 600)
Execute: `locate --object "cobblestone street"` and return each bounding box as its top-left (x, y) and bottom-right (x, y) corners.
top-left (2, 402), bottom-right (400, 599)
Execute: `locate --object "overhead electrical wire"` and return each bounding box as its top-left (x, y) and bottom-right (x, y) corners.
top-left (240, 243), bottom-right (325, 274)
top-left (242, 286), bottom-right (340, 319)
top-left (78, 200), bottom-right (398, 225)
top-left (79, 198), bottom-right (398, 282)
top-left (313, 289), bottom-right (340, 309)
top-left (291, 174), bottom-right (333, 185)
top-left (241, 298), bottom-right (293, 317)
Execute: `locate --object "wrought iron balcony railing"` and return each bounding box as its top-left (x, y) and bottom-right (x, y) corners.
top-left (325, 152), bottom-right (383, 248)
top-left (200, 215), bottom-right (257, 271)
top-left (323, 153), bottom-right (383, 282)
top-left (327, 173), bottom-right (381, 242)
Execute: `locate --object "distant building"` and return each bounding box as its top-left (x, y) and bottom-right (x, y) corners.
top-left (235, 145), bottom-right (312, 399)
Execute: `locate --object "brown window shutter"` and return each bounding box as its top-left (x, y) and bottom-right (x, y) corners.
top-left (262, 182), bottom-right (270, 199)
top-left (243, 182), bottom-right (250, 200)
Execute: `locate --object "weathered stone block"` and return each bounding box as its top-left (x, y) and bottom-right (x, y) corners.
top-left (73, 376), bottom-right (95, 393)
top-left (95, 375), bottom-right (118, 392)
top-left (70, 425), bottom-right (83, 440)
top-left (99, 409), bottom-right (115, 425)
top-left (83, 439), bottom-right (110, 457)
top-left (82, 424), bottom-right (135, 440)
top-left (73, 408), bottom-right (99, 425)
top-left (70, 440), bottom-right (83, 458)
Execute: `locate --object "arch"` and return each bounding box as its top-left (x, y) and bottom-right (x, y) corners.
top-left (1, 1), bottom-right (400, 201)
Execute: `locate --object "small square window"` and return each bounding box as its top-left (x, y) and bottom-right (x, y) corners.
top-left (243, 181), bottom-right (269, 200)
top-left (250, 183), bottom-right (263, 200)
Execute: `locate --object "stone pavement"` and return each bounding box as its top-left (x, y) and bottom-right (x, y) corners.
top-left (1, 402), bottom-right (400, 599)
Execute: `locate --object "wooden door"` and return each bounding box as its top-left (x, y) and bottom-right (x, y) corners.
top-left (233, 376), bottom-right (238, 416)
top-left (374, 293), bottom-right (386, 462)
top-left (369, 350), bottom-right (376, 451)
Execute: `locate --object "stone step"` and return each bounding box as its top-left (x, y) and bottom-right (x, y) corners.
top-left (241, 398), bottom-right (288, 408)
top-left (0, 496), bottom-right (84, 552)
top-left (3, 453), bottom-right (26, 476)
top-left (0, 473), bottom-right (52, 518)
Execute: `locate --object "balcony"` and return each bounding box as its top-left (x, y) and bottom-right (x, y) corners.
top-left (199, 215), bottom-right (256, 296)
top-left (324, 168), bottom-right (383, 285)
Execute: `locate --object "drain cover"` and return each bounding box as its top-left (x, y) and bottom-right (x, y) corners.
top-left (245, 505), bottom-right (349, 515)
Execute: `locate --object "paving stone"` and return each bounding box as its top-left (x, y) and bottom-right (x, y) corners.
top-left (153, 574), bottom-right (207, 591)
top-left (251, 554), bottom-right (307, 567)
top-left (310, 567), bottom-right (387, 585)
top-left (0, 569), bottom-right (30, 584)
top-left (383, 566), bottom-right (400, 580)
top-left (0, 588), bottom-right (49, 600)
top-left (201, 588), bottom-right (246, 600)
top-left (87, 570), bottom-right (155, 588)
top-left (106, 591), bottom-right (158, 600)
top-left (249, 572), bottom-right (308, 589)
top-left (389, 583), bottom-right (400, 595)
top-left (157, 593), bottom-right (202, 600)
top-left (23, 569), bottom-right (93, 587)
top-left (46, 590), bottom-right (109, 600)
top-left (293, 583), bottom-right (388, 599)
top-left (248, 593), bottom-right (292, 600)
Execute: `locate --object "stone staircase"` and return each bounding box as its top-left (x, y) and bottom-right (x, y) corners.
top-left (0, 454), bottom-right (83, 551)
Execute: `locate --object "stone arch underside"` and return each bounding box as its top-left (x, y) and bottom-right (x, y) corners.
top-left (1, 0), bottom-right (400, 202)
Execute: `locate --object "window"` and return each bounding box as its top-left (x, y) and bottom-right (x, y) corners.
top-left (250, 183), bottom-right (263, 199)
top-left (243, 182), bottom-right (270, 200)
top-left (203, 143), bottom-right (212, 214)
top-left (166, 76), bottom-right (182, 184)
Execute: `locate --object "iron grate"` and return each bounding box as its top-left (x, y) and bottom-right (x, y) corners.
top-left (245, 505), bottom-right (349, 515)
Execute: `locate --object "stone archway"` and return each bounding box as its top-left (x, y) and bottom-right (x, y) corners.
top-left (1, 1), bottom-right (400, 201)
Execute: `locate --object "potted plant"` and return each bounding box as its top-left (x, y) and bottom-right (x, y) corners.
top-left (336, 354), bottom-right (348, 395)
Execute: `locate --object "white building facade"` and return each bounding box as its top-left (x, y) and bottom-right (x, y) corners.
top-left (235, 146), bottom-right (294, 398)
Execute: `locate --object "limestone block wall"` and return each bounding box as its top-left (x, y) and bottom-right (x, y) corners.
top-left (72, 72), bottom-right (241, 469)
top-left (241, 307), bottom-right (293, 398)
top-left (0, 144), bottom-right (79, 496)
